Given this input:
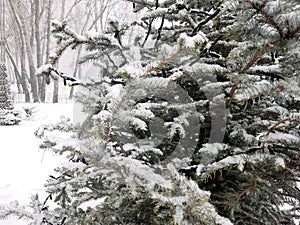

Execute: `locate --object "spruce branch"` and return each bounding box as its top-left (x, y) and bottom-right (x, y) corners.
top-left (226, 40), bottom-right (281, 107)
top-left (241, 41), bottom-right (281, 74)
top-left (101, 48), bottom-right (184, 143)
top-left (264, 118), bottom-right (300, 137)
top-left (244, 0), bottom-right (268, 23)
top-left (261, 118), bottom-right (300, 151)
top-left (225, 179), bottom-right (258, 208)
top-left (141, 48), bottom-right (184, 78)
top-left (233, 81), bottom-right (284, 104)
top-left (244, 0), bottom-right (284, 38)
top-left (225, 85), bottom-right (237, 107)
top-left (50, 40), bottom-right (77, 64)
top-left (290, 24), bottom-right (300, 37)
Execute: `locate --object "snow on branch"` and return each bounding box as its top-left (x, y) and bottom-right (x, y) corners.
top-left (179, 33), bottom-right (207, 48)
top-left (143, 8), bottom-right (171, 19)
top-left (244, 0), bottom-right (284, 38)
top-left (50, 20), bottom-right (122, 64)
top-left (233, 80), bottom-right (285, 103)
top-left (131, 108), bottom-right (155, 120)
top-left (0, 194), bottom-right (51, 225)
top-left (51, 20), bottom-right (87, 42)
top-left (289, 112), bottom-right (300, 120)
top-left (198, 153), bottom-right (277, 182)
top-left (36, 64), bottom-right (79, 86)
top-left (259, 118), bottom-right (300, 148)
top-left (113, 156), bottom-right (173, 191)
top-left (0, 201), bottom-right (33, 221)
top-left (131, 77), bottom-right (170, 90)
top-left (149, 164), bottom-right (234, 225)
top-left (260, 132), bottom-right (300, 147)
top-left (128, 116), bottom-right (149, 131)
top-left (36, 65), bottom-right (124, 88)
top-left (164, 121), bottom-right (185, 139)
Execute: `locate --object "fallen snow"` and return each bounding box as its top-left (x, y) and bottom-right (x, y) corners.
top-left (0, 103), bottom-right (73, 225)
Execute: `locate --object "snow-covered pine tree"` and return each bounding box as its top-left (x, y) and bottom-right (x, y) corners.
top-left (0, 64), bottom-right (14, 111)
top-left (1, 0), bottom-right (299, 224)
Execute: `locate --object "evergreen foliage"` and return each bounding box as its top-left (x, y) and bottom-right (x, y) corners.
top-left (1, 0), bottom-right (300, 224)
top-left (0, 64), bottom-right (20, 125)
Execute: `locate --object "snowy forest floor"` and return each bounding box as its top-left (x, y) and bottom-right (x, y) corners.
top-left (0, 103), bottom-right (73, 225)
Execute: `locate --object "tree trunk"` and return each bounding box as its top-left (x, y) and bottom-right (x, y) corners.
top-left (61, 0), bottom-right (66, 20)
top-left (69, 45), bottom-right (82, 99)
top-left (8, 0), bottom-right (39, 102)
top-left (34, 0), bottom-right (45, 102)
top-left (45, 0), bottom-right (58, 103)
top-left (30, 1), bottom-right (35, 47)
top-left (5, 45), bottom-right (22, 94)
top-left (20, 43), bottom-right (30, 102)
top-left (7, 1), bottom-right (30, 102)
top-left (94, 0), bottom-right (98, 32)
top-left (18, 4), bottom-right (39, 102)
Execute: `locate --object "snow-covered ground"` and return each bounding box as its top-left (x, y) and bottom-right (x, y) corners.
top-left (0, 103), bottom-right (73, 225)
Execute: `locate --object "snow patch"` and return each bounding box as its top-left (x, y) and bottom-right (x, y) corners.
top-left (179, 33), bottom-right (206, 48)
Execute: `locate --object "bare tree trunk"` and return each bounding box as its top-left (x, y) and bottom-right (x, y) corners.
top-left (69, 45), bottom-right (82, 99)
top-left (69, 3), bottom-right (91, 99)
top-left (34, 0), bottom-right (45, 102)
top-left (20, 43), bottom-right (30, 102)
top-left (5, 46), bottom-right (22, 94)
top-left (44, 0), bottom-right (51, 65)
top-left (7, 1), bottom-right (30, 102)
top-left (61, 0), bottom-right (66, 19)
top-left (19, 4), bottom-right (39, 102)
top-left (30, 0), bottom-right (35, 47)
top-left (94, 0), bottom-right (98, 32)
top-left (46, 0), bottom-right (58, 103)
top-left (53, 78), bottom-right (59, 103)
top-left (34, 0), bottom-right (41, 68)
top-left (0, 0), bottom-right (4, 62)
top-left (8, 0), bottom-right (39, 102)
